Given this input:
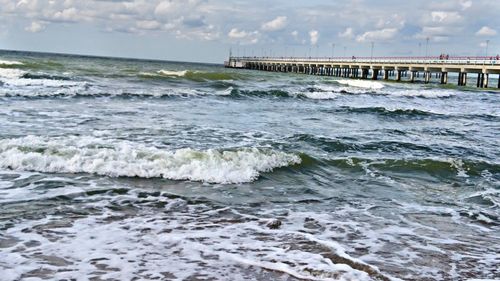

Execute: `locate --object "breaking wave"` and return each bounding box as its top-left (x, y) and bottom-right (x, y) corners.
top-left (0, 136), bottom-right (301, 184)
top-left (139, 69), bottom-right (243, 81)
top-left (0, 59), bottom-right (24, 66)
top-left (337, 79), bottom-right (385, 89)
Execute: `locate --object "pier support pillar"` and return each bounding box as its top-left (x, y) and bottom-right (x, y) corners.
top-left (463, 73), bottom-right (467, 86)
top-left (424, 71), bottom-right (430, 84)
top-left (440, 72), bottom-right (448, 84)
top-left (383, 70), bottom-right (389, 80)
top-left (396, 70), bottom-right (401, 81)
top-left (483, 73), bottom-right (489, 88)
top-left (371, 69), bottom-right (379, 80)
top-left (409, 71), bottom-right (415, 82)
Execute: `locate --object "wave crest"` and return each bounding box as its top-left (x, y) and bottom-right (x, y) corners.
top-left (140, 69), bottom-right (242, 81)
top-left (0, 59), bottom-right (24, 66)
top-left (337, 79), bottom-right (385, 89)
top-left (0, 136), bottom-right (301, 184)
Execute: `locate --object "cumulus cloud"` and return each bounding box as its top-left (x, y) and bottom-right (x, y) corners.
top-left (2, 0), bottom-right (500, 51)
top-left (475, 26), bottom-right (497, 36)
top-left (136, 20), bottom-right (161, 30)
top-left (460, 0), bottom-right (472, 10)
top-left (228, 28), bottom-right (259, 44)
top-left (261, 16), bottom-right (287, 32)
top-left (430, 11), bottom-right (462, 25)
top-left (309, 30), bottom-right (319, 45)
top-left (338, 27), bottom-right (354, 39)
top-left (356, 28), bottom-right (398, 42)
top-left (154, 1), bottom-right (175, 16)
top-left (25, 21), bottom-right (45, 33)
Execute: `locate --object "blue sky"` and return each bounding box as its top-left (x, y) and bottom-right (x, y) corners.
top-left (0, 0), bottom-right (498, 63)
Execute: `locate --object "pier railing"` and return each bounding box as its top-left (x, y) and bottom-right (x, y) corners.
top-left (229, 56), bottom-right (499, 66)
top-left (225, 56), bottom-right (500, 88)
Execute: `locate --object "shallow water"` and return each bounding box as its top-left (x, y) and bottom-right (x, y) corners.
top-left (0, 50), bottom-right (499, 280)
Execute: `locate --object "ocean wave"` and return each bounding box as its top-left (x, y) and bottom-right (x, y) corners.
top-left (0, 59), bottom-right (24, 66)
top-left (389, 89), bottom-right (456, 98)
top-left (20, 73), bottom-right (72, 81)
top-left (337, 79), bottom-right (385, 89)
top-left (0, 136), bottom-right (301, 184)
top-left (341, 106), bottom-right (438, 117)
top-left (158, 69), bottom-right (188, 76)
top-left (0, 68), bottom-right (27, 79)
top-left (325, 157), bottom-right (499, 178)
top-left (297, 91), bottom-right (340, 100)
top-left (0, 68), bottom-right (82, 89)
top-left (139, 69), bottom-right (242, 81)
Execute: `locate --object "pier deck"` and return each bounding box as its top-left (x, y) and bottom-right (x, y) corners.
top-left (225, 56), bottom-right (500, 88)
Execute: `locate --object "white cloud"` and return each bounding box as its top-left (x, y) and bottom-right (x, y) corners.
top-left (460, 0), bottom-right (472, 10)
top-left (475, 26), bottom-right (497, 36)
top-left (261, 16), bottom-right (287, 32)
top-left (430, 11), bottom-right (462, 25)
top-left (228, 28), bottom-right (259, 44)
top-left (228, 28), bottom-right (248, 39)
top-left (309, 30), bottom-right (319, 45)
top-left (16, 0), bottom-right (39, 10)
top-left (356, 28), bottom-right (398, 42)
top-left (25, 21), bottom-right (45, 32)
top-left (338, 27), bottom-right (353, 39)
top-left (52, 7), bottom-right (79, 22)
top-left (136, 20), bottom-right (161, 30)
top-left (154, 1), bottom-right (175, 16)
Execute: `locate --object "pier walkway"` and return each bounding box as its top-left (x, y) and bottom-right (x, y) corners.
top-left (225, 56), bottom-right (500, 88)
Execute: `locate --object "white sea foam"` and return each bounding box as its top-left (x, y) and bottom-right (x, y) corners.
top-left (337, 79), bottom-right (385, 90)
top-left (0, 59), bottom-right (24, 66)
top-left (139, 70), bottom-right (188, 77)
top-left (390, 89), bottom-right (456, 98)
top-left (0, 198), bottom-right (378, 281)
top-left (0, 136), bottom-right (301, 183)
top-left (158, 69), bottom-right (189, 76)
top-left (299, 91), bottom-right (340, 100)
top-left (0, 68), bottom-right (26, 79)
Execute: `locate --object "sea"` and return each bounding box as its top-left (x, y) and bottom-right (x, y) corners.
top-left (0, 50), bottom-right (499, 281)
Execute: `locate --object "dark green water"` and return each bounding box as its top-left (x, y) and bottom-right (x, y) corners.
top-left (0, 50), bottom-right (499, 280)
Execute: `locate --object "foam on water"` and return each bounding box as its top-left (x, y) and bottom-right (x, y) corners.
top-left (337, 79), bottom-right (385, 90)
top-left (158, 69), bottom-right (189, 76)
top-left (0, 189), bottom-right (387, 281)
top-left (298, 91), bottom-right (340, 100)
top-left (0, 68), bottom-right (26, 79)
top-left (0, 59), bottom-right (24, 66)
top-left (389, 88), bottom-right (456, 98)
top-left (0, 135), bottom-right (301, 184)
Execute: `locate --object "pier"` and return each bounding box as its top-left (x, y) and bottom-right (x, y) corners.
top-left (225, 56), bottom-right (500, 88)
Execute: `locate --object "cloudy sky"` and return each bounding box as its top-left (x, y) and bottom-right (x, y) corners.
top-left (0, 0), bottom-right (498, 63)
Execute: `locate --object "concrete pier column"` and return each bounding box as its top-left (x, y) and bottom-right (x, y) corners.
top-left (458, 72), bottom-right (463, 86)
top-left (463, 73), bottom-right (467, 86)
top-left (383, 70), bottom-right (389, 80)
top-left (396, 70), bottom-right (401, 81)
top-left (424, 71), bottom-right (430, 84)
top-left (477, 73), bottom-right (481, 87)
top-left (498, 74), bottom-right (500, 88)
top-left (409, 71), bottom-right (415, 82)
top-left (483, 73), bottom-right (489, 88)
top-left (371, 69), bottom-right (379, 80)
top-left (440, 72), bottom-right (448, 84)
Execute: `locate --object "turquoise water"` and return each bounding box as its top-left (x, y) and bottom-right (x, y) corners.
top-left (0, 50), bottom-right (499, 280)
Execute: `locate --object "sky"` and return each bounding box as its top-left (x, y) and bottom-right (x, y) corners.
top-left (0, 0), bottom-right (498, 63)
